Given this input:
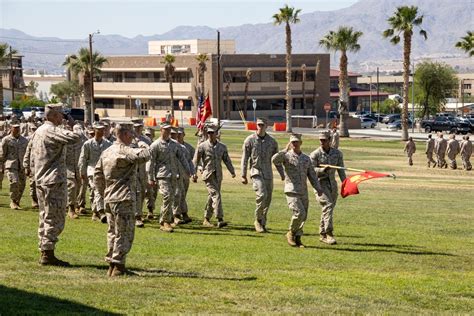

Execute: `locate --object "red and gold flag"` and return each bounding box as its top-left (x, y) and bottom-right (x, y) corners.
top-left (341, 171), bottom-right (390, 198)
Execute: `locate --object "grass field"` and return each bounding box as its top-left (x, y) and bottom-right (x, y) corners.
top-left (0, 130), bottom-right (473, 314)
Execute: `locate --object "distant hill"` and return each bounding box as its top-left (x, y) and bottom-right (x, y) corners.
top-left (1, 0), bottom-right (472, 74)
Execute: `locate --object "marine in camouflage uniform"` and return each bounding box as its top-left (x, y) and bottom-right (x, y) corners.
top-left (241, 118), bottom-right (278, 233)
top-left (425, 134), bottom-right (436, 168)
top-left (176, 127), bottom-right (195, 223)
top-left (446, 134), bottom-right (460, 169)
top-left (32, 104), bottom-right (80, 266)
top-left (330, 127), bottom-right (340, 149)
top-left (23, 125), bottom-right (39, 208)
top-left (194, 124), bottom-right (236, 228)
top-left (1, 123), bottom-right (28, 210)
top-left (132, 122), bottom-right (151, 228)
top-left (75, 124), bottom-right (90, 214)
top-left (148, 122), bottom-right (192, 232)
top-left (272, 134), bottom-right (323, 248)
top-left (144, 128), bottom-right (158, 219)
top-left (435, 133), bottom-right (448, 168)
top-left (309, 131), bottom-right (346, 245)
top-left (460, 136), bottom-right (472, 170)
top-left (65, 125), bottom-right (83, 219)
top-left (78, 123), bottom-right (112, 222)
top-left (94, 123), bottom-right (151, 277)
top-left (404, 137), bottom-right (416, 166)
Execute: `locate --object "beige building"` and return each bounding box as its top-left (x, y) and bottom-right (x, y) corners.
top-left (93, 53), bottom-right (331, 121)
top-left (1, 55), bottom-right (25, 105)
top-left (148, 39), bottom-right (236, 55)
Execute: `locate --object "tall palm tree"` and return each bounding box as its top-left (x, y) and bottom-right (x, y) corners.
top-left (63, 47), bottom-right (107, 122)
top-left (301, 64), bottom-right (307, 115)
top-left (196, 53), bottom-right (209, 95)
top-left (320, 26), bottom-right (363, 137)
top-left (311, 59), bottom-right (320, 116)
top-left (162, 54), bottom-right (176, 117)
top-left (0, 43), bottom-right (18, 114)
top-left (273, 4), bottom-right (301, 132)
top-left (383, 5), bottom-right (427, 141)
top-left (243, 68), bottom-right (252, 119)
top-left (225, 80), bottom-right (231, 119)
top-left (455, 31), bottom-right (474, 57)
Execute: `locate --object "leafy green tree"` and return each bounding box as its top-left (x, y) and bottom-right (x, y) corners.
top-left (320, 26), bottom-right (363, 137)
top-left (50, 80), bottom-right (83, 105)
top-left (0, 43), bottom-right (18, 112)
top-left (455, 31), bottom-right (474, 57)
top-left (413, 61), bottom-right (458, 118)
top-left (383, 5), bottom-right (427, 140)
top-left (26, 80), bottom-right (39, 96)
top-left (162, 54), bottom-right (176, 117)
top-left (273, 4), bottom-right (301, 132)
top-left (11, 95), bottom-right (45, 109)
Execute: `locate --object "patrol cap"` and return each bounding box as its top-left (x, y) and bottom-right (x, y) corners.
top-left (87, 128), bottom-right (95, 134)
top-left (160, 121), bottom-right (172, 129)
top-left (11, 123), bottom-right (20, 128)
top-left (100, 120), bottom-right (110, 127)
top-left (93, 122), bottom-right (105, 129)
top-left (289, 133), bottom-right (302, 142)
top-left (133, 122), bottom-right (144, 128)
top-left (256, 118), bottom-right (268, 125)
top-left (45, 104), bottom-right (65, 114)
top-left (115, 122), bottom-right (134, 133)
top-left (170, 127), bottom-right (178, 134)
top-left (144, 129), bottom-right (152, 135)
top-left (177, 127), bottom-right (185, 134)
top-left (207, 124), bottom-right (217, 133)
top-left (318, 131), bottom-right (330, 140)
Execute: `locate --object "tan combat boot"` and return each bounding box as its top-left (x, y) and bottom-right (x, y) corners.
top-left (31, 201), bottom-right (39, 209)
top-left (135, 216), bottom-right (144, 228)
top-left (10, 201), bottom-right (21, 210)
top-left (160, 222), bottom-right (174, 232)
top-left (77, 207), bottom-right (87, 215)
top-left (217, 218), bottom-right (228, 228)
top-left (286, 231), bottom-right (297, 247)
top-left (146, 211), bottom-right (155, 220)
top-left (111, 263), bottom-right (126, 277)
top-left (91, 211), bottom-right (101, 221)
top-left (202, 218), bottom-right (214, 228)
top-left (254, 220), bottom-right (265, 233)
top-left (107, 262), bottom-right (115, 277)
top-left (68, 206), bottom-right (79, 219)
top-left (324, 234), bottom-right (337, 245)
top-left (39, 250), bottom-right (70, 267)
top-left (174, 216), bottom-right (184, 225)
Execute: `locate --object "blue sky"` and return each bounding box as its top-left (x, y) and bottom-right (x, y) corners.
top-left (1, 0), bottom-right (358, 39)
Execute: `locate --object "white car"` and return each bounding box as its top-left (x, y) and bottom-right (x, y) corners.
top-left (360, 117), bottom-right (376, 128)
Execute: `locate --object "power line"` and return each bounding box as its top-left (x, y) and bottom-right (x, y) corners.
top-left (0, 36), bottom-right (87, 43)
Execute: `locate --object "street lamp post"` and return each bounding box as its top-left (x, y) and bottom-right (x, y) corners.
top-left (89, 30), bottom-right (100, 123)
top-left (411, 62), bottom-right (415, 133)
top-left (368, 75), bottom-right (372, 115)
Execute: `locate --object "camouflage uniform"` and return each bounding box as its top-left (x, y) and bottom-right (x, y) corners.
top-left (75, 129), bottom-right (89, 211)
top-left (194, 138), bottom-right (235, 221)
top-left (447, 136), bottom-right (460, 169)
top-left (131, 137), bottom-right (149, 219)
top-left (404, 139), bottom-right (416, 166)
top-left (65, 131), bottom-right (82, 211)
top-left (1, 132), bottom-right (28, 207)
top-left (78, 137), bottom-right (112, 216)
top-left (435, 135), bottom-right (448, 168)
top-left (460, 137), bottom-right (472, 170)
top-left (94, 141), bottom-right (150, 265)
top-left (148, 137), bottom-right (190, 224)
top-left (425, 136), bottom-right (436, 168)
top-left (32, 121), bottom-right (80, 251)
top-left (330, 129), bottom-right (340, 149)
top-left (23, 132), bottom-right (39, 207)
top-left (173, 140), bottom-right (195, 219)
top-left (309, 142), bottom-right (346, 239)
top-left (272, 146), bottom-right (322, 238)
top-left (241, 132), bottom-right (278, 228)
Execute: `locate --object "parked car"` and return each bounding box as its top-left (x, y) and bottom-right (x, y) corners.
top-left (421, 116), bottom-right (470, 134)
top-left (360, 117), bottom-right (377, 128)
top-left (382, 114), bottom-right (401, 124)
top-left (387, 119), bottom-right (414, 130)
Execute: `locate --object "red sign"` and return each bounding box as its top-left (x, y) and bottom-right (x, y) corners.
top-left (179, 100), bottom-right (184, 110)
top-left (324, 103), bottom-right (331, 112)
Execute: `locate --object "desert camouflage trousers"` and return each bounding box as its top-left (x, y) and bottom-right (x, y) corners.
top-left (461, 155), bottom-right (472, 170)
top-left (158, 178), bottom-right (176, 224)
top-left (252, 176), bottom-right (273, 226)
top-left (315, 179), bottom-right (339, 235)
top-left (88, 175), bottom-right (104, 213)
top-left (204, 173), bottom-right (223, 220)
top-left (173, 175), bottom-right (190, 217)
top-left (6, 168), bottom-right (26, 203)
top-left (67, 177), bottom-right (79, 209)
top-left (105, 200), bottom-right (135, 265)
top-left (29, 176), bottom-right (38, 205)
top-left (37, 182), bottom-right (67, 251)
top-left (76, 176), bottom-right (88, 208)
top-left (426, 151), bottom-right (436, 167)
top-left (286, 192), bottom-right (309, 237)
top-left (135, 183), bottom-right (146, 217)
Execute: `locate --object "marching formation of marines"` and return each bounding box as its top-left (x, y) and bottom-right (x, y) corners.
top-left (1, 106), bottom-right (473, 276)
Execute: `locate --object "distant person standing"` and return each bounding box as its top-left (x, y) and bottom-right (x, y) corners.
top-left (273, 134), bottom-right (323, 248)
top-left (94, 123), bottom-right (150, 277)
top-left (241, 118), bottom-right (279, 233)
top-left (435, 133), bottom-right (447, 168)
top-left (460, 136), bottom-right (472, 170)
top-left (32, 104), bottom-right (80, 266)
top-left (404, 137), bottom-right (416, 166)
top-left (330, 127), bottom-right (340, 149)
top-left (425, 134), bottom-right (436, 168)
top-left (447, 134), bottom-right (460, 169)
top-left (309, 131), bottom-right (346, 245)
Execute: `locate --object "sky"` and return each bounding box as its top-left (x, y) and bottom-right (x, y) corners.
top-left (0, 0), bottom-right (358, 39)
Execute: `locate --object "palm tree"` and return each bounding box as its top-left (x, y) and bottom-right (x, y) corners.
top-left (243, 68), bottom-right (252, 119)
top-left (455, 31), bottom-right (474, 57)
top-left (311, 59), bottom-right (320, 116)
top-left (196, 53), bottom-right (209, 96)
top-left (225, 80), bottom-right (231, 119)
top-left (383, 5), bottom-right (427, 141)
top-left (301, 64), bottom-right (307, 115)
top-left (320, 26), bottom-right (363, 137)
top-left (162, 54), bottom-right (176, 117)
top-left (273, 4), bottom-right (301, 132)
top-left (63, 47), bottom-right (107, 122)
top-left (0, 43), bottom-right (18, 114)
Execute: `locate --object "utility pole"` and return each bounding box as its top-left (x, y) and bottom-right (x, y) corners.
top-left (89, 30), bottom-right (100, 123)
top-left (368, 75), bottom-right (372, 114)
top-left (377, 67), bottom-right (380, 123)
top-left (411, 62), bottom-right (415, 132)
top-left (10, 46), bottom-right (14, 102)
top-left (217, 30), bottom-right (221, 124)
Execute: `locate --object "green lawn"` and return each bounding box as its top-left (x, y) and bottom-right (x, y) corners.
top-left (0, 130), bottom-right (473, 314)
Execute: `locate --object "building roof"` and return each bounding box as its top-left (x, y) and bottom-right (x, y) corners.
top-left (330, 69), bottom-right (360, 78)
top-left (330, 91), bottom-right (390, 97)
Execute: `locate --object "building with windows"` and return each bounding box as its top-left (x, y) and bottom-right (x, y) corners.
top-left (148, 39), bottom-right (236, 55)
top-left (93, 53), bottom-right (332, 121)
top-left (1, 55), bottom-right (25, 105)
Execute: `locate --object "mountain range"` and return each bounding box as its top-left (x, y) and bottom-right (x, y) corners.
top-left (1, 0), bottom-right (473, 74)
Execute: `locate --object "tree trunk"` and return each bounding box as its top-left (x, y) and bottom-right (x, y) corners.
top-left (83, 71), bottom-right (92, 123)
top-left (312, 59), bottom-right (320, 116)
top-left (243, 78), bottom-right (250, 120)
top-left (169, 76), bottom-right (174, 117)
top-left (338, 51), bottom-right (350, 137)
top-left (401, 31), bottom-right (412, 141)
top-left (302, 65), bottom-right (306, 115)
top-left (285, 22), bottom-right (293, 132)
top-left (225, 82), bottom-right (230, 119)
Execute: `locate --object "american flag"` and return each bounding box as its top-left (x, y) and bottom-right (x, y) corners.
top-left (196, 94), bottom-right (204, 129)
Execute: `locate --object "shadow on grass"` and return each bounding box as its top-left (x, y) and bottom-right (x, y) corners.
top-left (0, 285), bottom-right (120, 315)
top-left (174, 229), bottom-right (264, 238)
top-left (71, 264), bottom-right (257, 281)
top-left (306, 243), bottom-right (456, 256)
